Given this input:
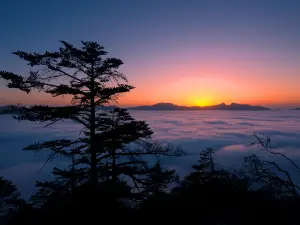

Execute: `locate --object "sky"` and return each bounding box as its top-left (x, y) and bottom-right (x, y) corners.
top-left (0, 0), bottom-right (299, 108)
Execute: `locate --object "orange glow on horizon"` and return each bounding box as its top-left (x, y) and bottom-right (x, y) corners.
top-left (1, 87), bottom-right (299, 109)
top-left (1, 52), bottom-right (300, 109)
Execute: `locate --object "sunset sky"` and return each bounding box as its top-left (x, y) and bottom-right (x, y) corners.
top-left (0, 0), bottom-right (299, 108)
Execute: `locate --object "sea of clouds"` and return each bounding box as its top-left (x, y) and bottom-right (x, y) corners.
top-left (1, 110), bottom-right (300, 198)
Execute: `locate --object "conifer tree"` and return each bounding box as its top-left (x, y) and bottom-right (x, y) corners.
top-left (0, 41), bottom-right (183, 197)
top-left (0, 177), bottom-right (21, 220)
top-left (142, 161), bottom-right (178, 196)
top-left (0, 41), bottom-right (134, 187)
top-left (182, 148), bottom-right (226, 186)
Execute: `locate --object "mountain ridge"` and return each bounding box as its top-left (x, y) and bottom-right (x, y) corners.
top-left (128, 102), bottom-right (270, 111)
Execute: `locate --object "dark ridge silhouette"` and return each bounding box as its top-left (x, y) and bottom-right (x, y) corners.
top-left (128, 102), bottom-right (270, 111)
top-left (291, 108), bottom-right (300, 110)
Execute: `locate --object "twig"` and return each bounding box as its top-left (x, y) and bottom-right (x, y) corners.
top-left (254, 133), bottom-right (300, 170)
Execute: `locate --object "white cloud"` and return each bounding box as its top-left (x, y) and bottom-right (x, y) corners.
top-left (1, 110), bottom-right (300, 197)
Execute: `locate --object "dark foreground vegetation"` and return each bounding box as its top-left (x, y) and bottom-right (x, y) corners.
top-left (1, 41), bottom-right (300, 225)
top-left (2, 146), bottom-right (300, 225)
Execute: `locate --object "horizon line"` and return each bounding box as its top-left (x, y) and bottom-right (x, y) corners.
top-left (1, 101), bottom-right (300, 110)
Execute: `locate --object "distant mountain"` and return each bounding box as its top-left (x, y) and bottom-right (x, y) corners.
top-left (128, 103), bottom-right (200, 111)
top-left (202, 103), bottom-right (270, 110)
top-left (128, 102), bottom-right (270, 111)
top-left (291, 108), bottom-right (300, 110)
top-left (128, 103), bottom-right (201, 111)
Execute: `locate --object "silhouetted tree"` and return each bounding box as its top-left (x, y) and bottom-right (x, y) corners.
top-left (167, 149), bottom-right (250, 224)
top-left (240, 133), bottom-right (300, 196)
top-left (182, 148), bottom-right (228, 187)
top-left (142, 161), bottom-right (178, 196)
top-left (30, 167), bottom-right (86, 208)
top-left (28, 107), bottom-right (182, 210)
top-left (0, 41), bottom-right (185, 224)
top-left (0, 177), bottom-right (20, 212)
top-left (138, 160), bottom-right (178, 212)
top-left (0, 41), bottom-right (183, 188)
top-left (0, 177), bottom-right (24, 224)
top-left (0, 41), bottom-right (134, 188)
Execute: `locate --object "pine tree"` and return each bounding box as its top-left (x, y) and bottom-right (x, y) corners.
top-left (182, 148), bottom-right (225, 186)
top-left (0, 177), bottom-right (22, 221)
top-left (138, 161), bottom-right (178, 211)
top-left (0, 41), bottom-right (184, 206)
top-left (142, 161), bottom-right (178, 196)
top-left (0, 41), bottom-right (134, 188)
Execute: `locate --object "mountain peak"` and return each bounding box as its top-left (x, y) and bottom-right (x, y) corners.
top-left (153, 102), bottom-right (175, 106)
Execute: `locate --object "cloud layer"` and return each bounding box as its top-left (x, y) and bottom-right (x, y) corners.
top-left (1, 110), bottom-right (300, 198)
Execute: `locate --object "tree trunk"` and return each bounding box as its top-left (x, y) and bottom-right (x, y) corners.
top-left (90, 64), bottom-right (97, 188)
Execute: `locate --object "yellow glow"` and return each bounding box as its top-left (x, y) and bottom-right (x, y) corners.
top-left (191, 97), bottom-right (213, 107)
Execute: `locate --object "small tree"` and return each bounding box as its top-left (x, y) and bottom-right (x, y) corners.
top-left (0, 177), bottom-right (21, 220)
top-left (182, 148), bottom-right (228, 187)
top-left (142, 161), bottom-right (178, 196)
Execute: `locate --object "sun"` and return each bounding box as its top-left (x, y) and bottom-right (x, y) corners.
top-left (192, 97), bottom-right (212, 107)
